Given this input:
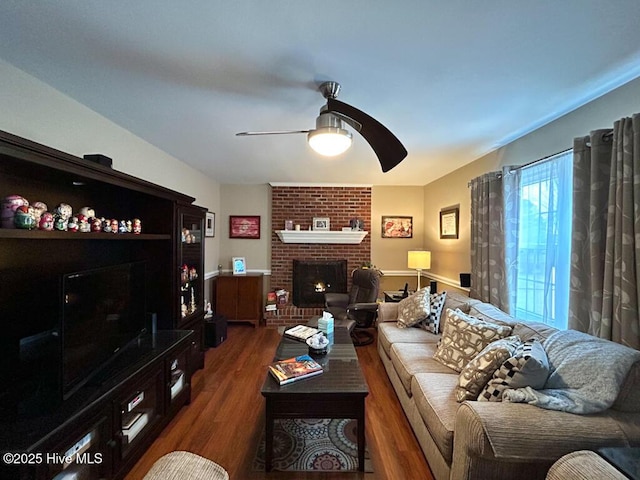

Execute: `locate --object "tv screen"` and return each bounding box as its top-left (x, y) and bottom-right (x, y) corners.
top-left (61, 261), bottom-right (147, 399)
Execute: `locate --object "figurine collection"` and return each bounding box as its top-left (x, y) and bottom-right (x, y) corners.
top-left (1, 195), bottom-right (142, 234)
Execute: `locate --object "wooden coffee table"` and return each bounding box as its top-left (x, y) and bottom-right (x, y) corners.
top-left (260, 325), bottom-right (369, 472)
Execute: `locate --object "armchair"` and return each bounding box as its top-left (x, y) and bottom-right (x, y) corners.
top-left (324, 268), bottom-right (379, 346)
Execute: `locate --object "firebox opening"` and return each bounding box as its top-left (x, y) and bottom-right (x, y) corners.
top-left (293, 259), bottom-right (347, 308)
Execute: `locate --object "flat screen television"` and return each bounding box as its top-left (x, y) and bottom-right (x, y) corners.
top-left (61, 261), bottom-right (147, 399)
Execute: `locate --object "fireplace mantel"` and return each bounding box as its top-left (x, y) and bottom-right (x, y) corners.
top-left (275, 230), bottom-right (368, 244)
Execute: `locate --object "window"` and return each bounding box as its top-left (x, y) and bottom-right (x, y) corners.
top-left (507, 150), bottom-right (573, 329)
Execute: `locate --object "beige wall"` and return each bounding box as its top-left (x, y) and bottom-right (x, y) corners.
top-left (423, 75), bottom-right (640, 288)
top-left (219, 183), bottom-right (271, 273)
top-left (0, 59), bottom-right (222, 277)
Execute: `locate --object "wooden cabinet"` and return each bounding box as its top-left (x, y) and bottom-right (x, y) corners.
top-left (215, 273), bottom-right (264, 327)
top-left (0, 129), bottom-right (202, 480)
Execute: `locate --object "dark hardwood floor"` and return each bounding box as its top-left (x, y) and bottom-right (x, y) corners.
top-left (125, 324), bottom-right (435, 480)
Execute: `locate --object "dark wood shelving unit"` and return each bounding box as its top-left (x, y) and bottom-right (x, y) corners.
top-left (0, 129), bottom-right (205, 480)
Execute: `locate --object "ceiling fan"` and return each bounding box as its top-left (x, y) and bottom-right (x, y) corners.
top-left (236, 81), bottom-right (407, 172)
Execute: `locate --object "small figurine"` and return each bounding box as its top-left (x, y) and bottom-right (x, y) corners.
top-left (110, 218), bottom-right (118, 233)
top-left (79, 206), bottom-right (95, 218)
top-left (76, 214), bottom-right (91, 233)
top-left (53, 213), bottom-right (68, 231)
top-left (54, 203), bottom-right (73, 222)
top-left (102, 217), bottom-right (112, 233)
top-left (126, 220), bottom-right (133, 233)
top-left (14, 205), bottom-right (37, 230)
top-left (181, 265), bottom-right (189, 285)
top-left (67, 216), bottom-right (79, 232)
top-left (38, 211), bottom-right (54, 231)
top-left (31, 201), bottom-right (48, 225)
top-left (118, 220), bottom-right (128, 233)
top-left (132, 218), bottom-right (142, 234)
top-left (189, 267), bottom-right (198, 281)
top-left (2, 195), bottom-right (29, 229)
top-left (90, 217), bottom-right (102, 232)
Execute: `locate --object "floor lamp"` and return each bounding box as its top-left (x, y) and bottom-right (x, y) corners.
top-left (407, 250), bottom-right (431, 291)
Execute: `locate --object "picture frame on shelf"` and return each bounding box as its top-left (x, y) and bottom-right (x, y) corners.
top-left (439, 207), bottom-right (459, 239)
top-left (232, 257), bottom-right (247, 275)
top-left (205, 211), bottom-right (215, 237)
top-left (312, 217), bottom-right (330, 231)
top-left (381, 216), bottom-right (413, 238)
top-left (229, 215), bottom-right (260, 239)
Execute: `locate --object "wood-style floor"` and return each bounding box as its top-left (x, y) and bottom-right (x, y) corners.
top-left (124, 324), bottom-right (435, 480)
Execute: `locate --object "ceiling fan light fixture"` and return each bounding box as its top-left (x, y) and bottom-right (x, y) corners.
top-left (307, 127), bottom-right (353, 156)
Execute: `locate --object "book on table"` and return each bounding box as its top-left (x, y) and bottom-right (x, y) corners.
top-left (268, 354), bottom-right (323, 385)
top-left (284, 324), bottom-right (321, 342)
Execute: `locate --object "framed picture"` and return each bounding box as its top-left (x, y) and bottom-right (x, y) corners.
top-left (205, 212), bottom-right (215, 237)
top-left (232, 257), bottom-right (246, 275)
top-left (229, 215), bottom-right (260, 239)
top-left (312, 217), bottom-right (330, 231)
top-left (440, 207), bottom-right (459, 239)
top-left (381, 216), bottom-right (413, 238)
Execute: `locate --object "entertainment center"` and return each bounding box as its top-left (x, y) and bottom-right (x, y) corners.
top-left (0, 130), bottom-right (206, 479)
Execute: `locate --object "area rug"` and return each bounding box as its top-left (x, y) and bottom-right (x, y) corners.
top-left (253, 418), bottom-right (373, 472)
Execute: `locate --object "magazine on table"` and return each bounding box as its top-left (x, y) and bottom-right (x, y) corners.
top-left (268, 354), bottom-right (323, 385)
top-left (284, 324), bottom-right (321, 342)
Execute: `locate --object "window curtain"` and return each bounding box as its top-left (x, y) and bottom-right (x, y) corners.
top-left (569, 114), bottom-right (640, 349)
top-left (469, 172), bottom-right (509, 310)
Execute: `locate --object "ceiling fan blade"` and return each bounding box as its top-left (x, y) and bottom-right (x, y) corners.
top-left (326, 98), bottom-right (407, 172)
top-left (236, 130), bottom-right (310, 136)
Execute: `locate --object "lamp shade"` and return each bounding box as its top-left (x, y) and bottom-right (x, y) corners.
top-left (407, 250), bottom-right (431, 270)
top-left (307, 128), bottom-right (352, 156)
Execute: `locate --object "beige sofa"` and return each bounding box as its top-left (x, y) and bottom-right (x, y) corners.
top-left (377, 291), bottom-right (640, 480)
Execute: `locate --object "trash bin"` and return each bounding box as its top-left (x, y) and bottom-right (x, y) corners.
top-left (204, 314), bottom-right (227, 348)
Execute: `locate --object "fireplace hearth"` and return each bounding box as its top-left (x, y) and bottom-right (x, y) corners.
top-left (293, 260), bottom-right (347, 308)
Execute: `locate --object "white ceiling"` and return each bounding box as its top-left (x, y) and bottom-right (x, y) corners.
top-left (1, 1), bottom-right (640, 185)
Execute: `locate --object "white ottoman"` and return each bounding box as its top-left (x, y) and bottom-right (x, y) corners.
top-left (143, 451), bottom-right (229, 480)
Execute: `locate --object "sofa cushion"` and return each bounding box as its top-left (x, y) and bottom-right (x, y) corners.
top-left (397, 287), bottom-right (431, 328)
top-left (378, 322), bottom-right (439, 359)
top-left (390, 343), bottom-right (457, 396)
top-left (613, 360), bottom-right (640, 412)
top-left (439, 291), bottom-right (475, 331)
top-left (433, 308), bottom-right (513, 372)
top-left (455, 336), bottom-right (522, 402)
top-left (412, 373), bottom-right (461, 463)
top-left (511, 321), bottom-right (557, 342)
top-left (468, 303), bottom-right (517, 327)
top-left (421, 291), bottom-right (447, 334)
top-left (478, 338), bottom-right (550, 402)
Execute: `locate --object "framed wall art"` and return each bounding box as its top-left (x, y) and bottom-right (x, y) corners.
top-left (205, 211), bottom-right (215, 237)
top-left (232, 257), bottom-right (246, 275)
top-left (229, 215), bottom-right (260, 239)
top-left (381, 216), bottom-right (413, 238)
top-left (440, 207), bottom-right (459, 239)
top-left (312, 217), bottom-right (330, 231)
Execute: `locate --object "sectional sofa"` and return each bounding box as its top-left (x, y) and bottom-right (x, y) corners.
top-left (377, 291), bottom-right (640, 480)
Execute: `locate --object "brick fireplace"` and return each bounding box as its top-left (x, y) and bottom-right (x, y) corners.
top-left (266, 185), bottom-right (372, 327)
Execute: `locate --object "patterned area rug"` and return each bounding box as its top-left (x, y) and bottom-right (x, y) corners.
top-left (254, 418), bottom-right (373, 472)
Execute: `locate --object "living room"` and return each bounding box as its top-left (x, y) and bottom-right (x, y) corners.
top-left (2, 3), bottom-right (640, 479)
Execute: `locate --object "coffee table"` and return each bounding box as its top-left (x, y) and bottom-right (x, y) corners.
top-left (260, 325), bottom-right (369, 472)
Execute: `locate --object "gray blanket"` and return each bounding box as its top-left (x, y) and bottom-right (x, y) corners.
top-left (503, 329), bottom-right (640, 414)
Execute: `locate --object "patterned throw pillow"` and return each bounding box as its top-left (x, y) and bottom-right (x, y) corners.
top-left (432, 308), bottom-right (513, 372)
top-left (396, 287), bottom-right (431, 328)
top-left (478, 339), bottom-right (549, 402)
top-left (455, 336), bottom-right (522, 402)
top-left (420, 291), bottom-right (447, 334)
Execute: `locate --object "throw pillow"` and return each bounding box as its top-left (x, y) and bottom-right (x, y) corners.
top-left (478, 338), bottom-right (550, 402)
top-left (432, 308), bottom-right (513, 372)
top-left (455, 336), bottom-right (522, 402)
top-left (396, 287), bottom-right (431, 328)
top-left (420, 291), bottom-right (447, 334)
